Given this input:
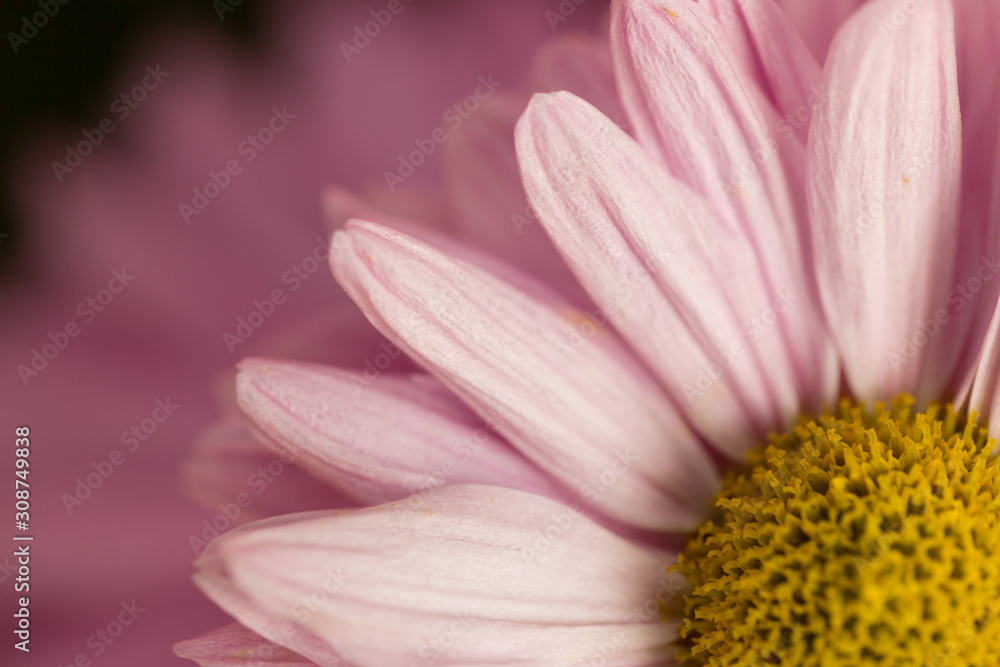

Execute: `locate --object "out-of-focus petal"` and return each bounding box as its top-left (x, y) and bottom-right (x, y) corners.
top-left (323, 185), bottom-right (585, 305)
top-left (236, 358), bottom-right (560, 505)
top-left (330, 220), bottom-right (719, 532)
top-left (529, 33), bottom-right (629, 131)
top-left (947, 2), bottom-right (1000, 396)
top-left (442, 91), bottom-right (591, 303)
top-left (776, 0), bottom-right (865, 63)
top-left (182, 416), bottom-right (352, 529)
top-left (194, 485), bottom-right (680, 666)
top-left (173, 623), bottom-right (315, 666)
top-left (444, 33), bottom-right (633, 305)
top-left (806, 0), bottom-right (962, 401)
top-left (952, 0), bottom-right (1000, 113)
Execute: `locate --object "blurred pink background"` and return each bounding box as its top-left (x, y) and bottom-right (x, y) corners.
top-left (0, 2), bottom-right (606, 664)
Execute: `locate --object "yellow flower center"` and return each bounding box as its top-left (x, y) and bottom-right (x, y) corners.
top-left (672, 397), bottom-right (1000, 666)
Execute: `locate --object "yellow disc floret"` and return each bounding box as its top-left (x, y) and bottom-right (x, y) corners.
top-left (673, 396), bottom-right (1000, 666)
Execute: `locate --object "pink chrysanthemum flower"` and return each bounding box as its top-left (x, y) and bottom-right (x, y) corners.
top-left (178, 0), bottom-right (1000, 664)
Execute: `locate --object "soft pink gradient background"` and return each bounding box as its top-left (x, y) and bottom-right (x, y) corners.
top-left (0, 2), bottom-right (606, 664)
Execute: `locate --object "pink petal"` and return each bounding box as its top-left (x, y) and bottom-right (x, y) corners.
top-left (611, 0), bottom-right (805, 241)
top-left (517, 91), bottom-right (809, 453)
top-left (776, 0), bottom-right (865, 63)
top-left (323, 185), bottom-right (574, 305)
top-left (699, 0), bottom-right (823, 143)
top-left (529, 33), bottom-right (629, 132)
top-left (952, 0), bottom-right (1000, 113)
top-left (191, 512), bottom-right (353, 666)
top-left (236, 358), bottom-right (559, 505)
top-left (967, 300), bottom-right (1000, 430)
top-left (183, 416), bottom-right (353, 530)
top-left (947, 2), bottom-right (1000, 395)
top-left (173, 623), bottom-right (314, 666)
top-left (194, 485), bottom-right (680, 666)
top-left (610, 0), bottom-right (838, 414)
top-left (443, 33), bottom-right (636, 305)
top-left (322, 184), bottom-right (455, 242)
top-left (442, 91), bottom-right (590, 303)
top-left (946, 90), bottom-right (1000, 399)
top-left (807, 0), bottom-right (962, 401)
top-left (210, 306), bottom-right (423, 413)
top-left (330, 221), bottom-right (719, 532)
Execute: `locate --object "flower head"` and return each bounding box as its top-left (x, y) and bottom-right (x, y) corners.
top-left (178, 0), bottom-right (1000, 664)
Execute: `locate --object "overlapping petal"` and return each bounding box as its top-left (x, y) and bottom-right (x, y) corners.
top-left (610, 0), bottom-right (838, 417)
top-left (175, 2), bottom-right (1000, 665)
top-left (529, 33), bottom-right (628, 132)
top-left (173, 623), bottom-right (313, 666)
top-left (193, 485), bottom-right (678, 666)
top-left (698, 0), bottom-right (822, 143)
top-left (777, 0), bottom-right (865, 62)
top-left (330, 220), bottom-right (719, 531)
top-left (236, 358), bottom-right (559, 505)
top-left (517, 90), bottom-right (807, 453)
top-left (182, 416), bottom-right (353, 527)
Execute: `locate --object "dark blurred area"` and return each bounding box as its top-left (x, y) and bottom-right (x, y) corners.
top-left (0, 0), bottom-right (264, 282)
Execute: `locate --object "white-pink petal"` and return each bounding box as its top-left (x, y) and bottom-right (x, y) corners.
top-left (194, 485), bottom-right (680, 666)
top-left (529, 33), bottom-right (629, 134)
top-left (442, 91), bottom-right (589, 303)
top-left (807, 0), bottom-right (962, 401)
top-left (517, 91), bottom-right (803, 453)
top-left (173, 623), bottom-right (315, 666)
top-left (236, 358), bottom-right (559, 505)
top-left (610, 0), bottom-right (838, 417)
top-left (776, 0), bottom-right (866, 63)
top-left (191, 511), bottom-right (354, 667)
top-left (330, 220), bottom-right (719, 532)
top-left (182, 416), bottom-right (353, 528)
top-left (699, 0), bottom-right (823, 143)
